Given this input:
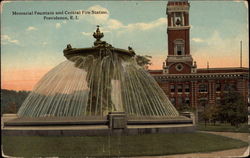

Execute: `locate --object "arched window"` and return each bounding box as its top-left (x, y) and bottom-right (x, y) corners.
top-left (174, 40), bottom-right (185, 55)
top-left (173, 12), bottom-right (184, 26)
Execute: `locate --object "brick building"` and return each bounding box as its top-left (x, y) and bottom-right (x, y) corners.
top-left (149, 0), bottom-right (249, 117)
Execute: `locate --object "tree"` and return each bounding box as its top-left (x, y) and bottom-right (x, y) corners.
top-left (201, 107), bottom-right (210, 127)
top-left (4, 102), bottom-right (17, 113)
top-left (1, 89), bottom-right (30, 115)
top-left (219, 91), bottom-right (247, 127)
top-left (200, 104), bottom-right (220, 126)
top-left (208, 104), bottom-right (220, 125)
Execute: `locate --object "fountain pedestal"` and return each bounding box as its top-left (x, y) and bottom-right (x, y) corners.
top-left (108, 112), bottom-right (127, 129)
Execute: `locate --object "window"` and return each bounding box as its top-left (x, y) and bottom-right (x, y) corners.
top-left (216, 97), bottom-right (221, 105)
top-left (174, 40), bottom-right (184, 55)
top-left (199, 84), bottom-right (208, 92)
top-left (174, 12), bottom-right (182, 26)
top-left (216, 83), bottom-right (221, 92)
top-left (177, 96), bottom-right (183, 105)
top-left (177, 45), bottom-right (182, 55)
top-left (170, 98), bottom-right (175, 105)
top-left (170, 85), bottom-right (175, 93)
top-left (185, 85), bottom-right (190, 93)
top-left (199, 97), bottom-right (208, 108)
top-left (177, 84), bottom-right (183, 93)
top-left (224, 83), bottom-right (236, 91)
top-left (230, 84), bottom-right (236, 91)
top-left (175, 64), bottom-right (183, 71)
top-left (185, 97), bottom-right (190, 104)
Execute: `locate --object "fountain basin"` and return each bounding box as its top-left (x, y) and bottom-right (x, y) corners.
top-left (2, 112), bottom-right (195, 136)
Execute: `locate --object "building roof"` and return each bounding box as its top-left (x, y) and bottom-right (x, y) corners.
top-left (148, 67), bottom-right (249, 75)
top-left (168, 0), bottom-right (189, 6)
top-left (148, 70), bottom-right (163, 74)
top-left (197, 67), bottom-right (249, 73)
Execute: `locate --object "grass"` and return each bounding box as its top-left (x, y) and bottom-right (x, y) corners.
top-left (2, 132), bottom-right (248, 157)
top-left (197, 123), bottom-right (249, 133)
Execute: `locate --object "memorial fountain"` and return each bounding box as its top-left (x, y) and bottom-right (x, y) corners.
top-left (2, 26), bottom-right (195, 136)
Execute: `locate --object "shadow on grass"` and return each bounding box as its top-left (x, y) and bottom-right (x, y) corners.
top-left (2, 132), bottom-right (248, 157)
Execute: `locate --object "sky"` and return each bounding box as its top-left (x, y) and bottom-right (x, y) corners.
top-left (1, 0), bottom-right (249, 91)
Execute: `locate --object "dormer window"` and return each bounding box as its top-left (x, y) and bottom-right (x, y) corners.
top-left (174, 39), bottom-right (185, 55)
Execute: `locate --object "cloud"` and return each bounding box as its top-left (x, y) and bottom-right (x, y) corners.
top-left (88, 5), bottom-right (109, 21)
top-left (1, 34), bottom-right (20, 45)
top-left (78, 5), bottom-right (166, 35)
top-left (105, 17), bottom-right (166, 33)
top-left (55, 23), bottom-right (61, 28)
top-left (192, 38), bottom-right (204, 43)
top-left (107, 19), bottom-right (124, 30)
top-left (112, 17), bottom-right (166, 36)
top-left (82, 32), bottom-right (92, 36)
top-left (124, 18), bottom-right (166, 31)
top-left (55, 21), bottom-right (67, 29)
top-left (192, 30), bottom-right (248, 68)
top-left (26, 26), bottom-right (37, 31)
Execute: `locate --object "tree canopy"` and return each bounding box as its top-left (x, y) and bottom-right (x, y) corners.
top-left (219, 91), bottom-right (247, 127)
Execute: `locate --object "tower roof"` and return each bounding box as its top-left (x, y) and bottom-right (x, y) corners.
top-left (168, 0), bottom-right (189, 6)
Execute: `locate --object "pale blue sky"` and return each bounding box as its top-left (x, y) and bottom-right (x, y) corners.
top-left (1, 0), bottom-right (249, 71)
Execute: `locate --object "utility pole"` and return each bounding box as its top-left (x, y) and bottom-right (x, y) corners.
top-left (240, 40), bottom-right (242, 68)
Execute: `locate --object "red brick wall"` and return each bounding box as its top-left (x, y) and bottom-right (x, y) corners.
top-left (167, 29), bottom-right (190, 55)
top-left (184, 13), bottom-right (189, 26)
top-left (168, 62), bottom-right (191, 74)
top-left (168, 13), bottom-right (172, 26)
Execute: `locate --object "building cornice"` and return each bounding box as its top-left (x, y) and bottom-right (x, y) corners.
top-left (168, 26), bottom-right (190, 30)
top-left (166, 55), bottom-right (193, 62)
top-left (167, 5), bottom-right (189, 13)
top-left (151, 72), bottom-right (249, 82)
top-left (197, 67), bottom-right (249, 71)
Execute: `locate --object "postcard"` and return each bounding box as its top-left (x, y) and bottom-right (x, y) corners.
top-left (1, 0), bottom-right (249, 157)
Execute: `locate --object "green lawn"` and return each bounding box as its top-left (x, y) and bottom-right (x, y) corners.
top-left (197, 123), bottom-right (249, 133)
top-left (2, 132), bottom-right (248, 157)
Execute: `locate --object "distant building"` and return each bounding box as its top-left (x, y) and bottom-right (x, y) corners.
top-left (149, 0), bottom-right (249, 118)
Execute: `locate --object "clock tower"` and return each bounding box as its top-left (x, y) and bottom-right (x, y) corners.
top-left (163, 0), bottom-right (196, 74)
